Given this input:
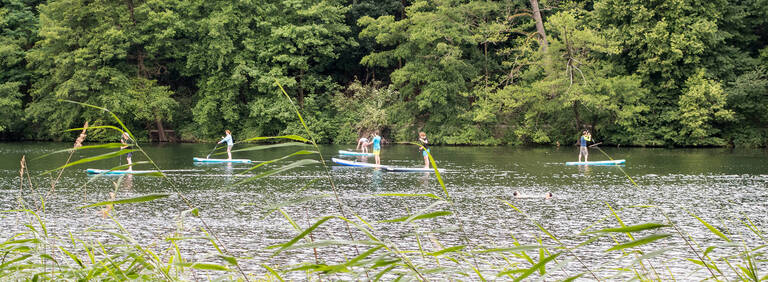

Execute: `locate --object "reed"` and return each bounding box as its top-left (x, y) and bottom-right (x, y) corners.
top-left (1, 94), bottom-right (765, 281)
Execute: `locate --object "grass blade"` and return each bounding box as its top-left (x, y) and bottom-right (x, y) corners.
top-left (235, 159), bottom-right (319, 185)
top-left (79, 194), bottom-right (171, 209)
top-left (240, 135), bottom-right (310, 143)
top-left (42, 149), bottom-right (137, 175)
top-left (606, 234), bottom-right (671, 252)
top-left (687, 210), bottom-right (731, 242)
top-left (587, 223), bottom-right (669, 234)
top-left (227, 142), bottom-right (312, 154)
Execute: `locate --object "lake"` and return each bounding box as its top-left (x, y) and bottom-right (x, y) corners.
top-left (1, 142), bottom-right (766, 280)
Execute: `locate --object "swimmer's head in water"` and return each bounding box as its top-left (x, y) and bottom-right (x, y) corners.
top-left (513, 191), bottom-right (520, 197)
top-left (545, 192), bottom-right (553, 199)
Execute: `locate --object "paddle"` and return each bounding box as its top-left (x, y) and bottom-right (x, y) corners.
top-left (206, 144), bottom-right (219, 159)
top-left (588, 142), bottom-right (602, 148)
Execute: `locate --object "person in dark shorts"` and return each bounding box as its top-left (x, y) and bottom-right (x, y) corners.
top-left (578, 130), bottom-right (592, 162)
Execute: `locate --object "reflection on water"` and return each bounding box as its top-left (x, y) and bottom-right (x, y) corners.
top-left (0, 142), bottom-right (766, 279)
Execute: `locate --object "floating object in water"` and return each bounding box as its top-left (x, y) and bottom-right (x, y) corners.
top-left (85, 169), bottom-right (160, 175)
top-left (338, 150), bottom-right (374, 157)
top-left (193, 157), bottom-right (252, 164)
top-left (565, 159), bottom-right (626, 166)
top-left (331, 158), bottom-right (383, 168)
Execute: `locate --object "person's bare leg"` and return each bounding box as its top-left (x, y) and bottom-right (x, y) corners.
top-left (227, 146), bottom-right (232, 160)
top-left (127, 155), bottom-right (133, 171)
top-left (423, 155), bottom-right (429, 168)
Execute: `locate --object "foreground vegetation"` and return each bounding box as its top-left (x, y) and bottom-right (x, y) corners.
top-left (2, 95), bottom-right (766, 280)
top-left (2, 0), bottom-right (768, 146)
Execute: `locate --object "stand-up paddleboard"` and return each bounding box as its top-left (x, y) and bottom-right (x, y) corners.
top-left (338, 150), bottom-right (374, 157)
top-left (565, 159), bottom-right (625, 166)
top-left (86, 169), bottom-right (160, 175)
top-left (331, 158), bottom-right (386, 168)
top-left (193, 157), bottom-right (252, 164)
top-left (384, 166), bottom-right (445, 173)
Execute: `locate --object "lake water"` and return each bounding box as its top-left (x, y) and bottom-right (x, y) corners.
top-left (1, 142), bottom-right (766, 279)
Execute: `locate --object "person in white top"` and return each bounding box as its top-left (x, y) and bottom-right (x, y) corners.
top-left (357, 136), bottom-right (370, 153)
top-left (218, 130), bottom-right (234, 160)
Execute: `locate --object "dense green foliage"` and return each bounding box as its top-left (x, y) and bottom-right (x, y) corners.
top-left (2, 0), bottom-right (767, 146)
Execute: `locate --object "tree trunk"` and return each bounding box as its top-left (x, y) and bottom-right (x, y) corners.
top-left (529, 0), bottom-right (548, 52)
top-left (155, 116), bottom-right (168, 142)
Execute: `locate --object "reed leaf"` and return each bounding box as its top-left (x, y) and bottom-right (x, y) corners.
top-left (226, 142), bottom-right (312, 154)
top-left (240, 135), bottom-right (310, 143)
top-left (59, 246), bottom-right (85, 268)
top-left (239, 150), bottom-right (318, 174)
top-left (34, 143), bottom-right (127, 160)
top-left (606, 234), bottom-right (671, 252)
top-left (270, 216), bottom-right (334, 255)
top-left (587, 223), bottom-right (669, 234)
top-left (262, 264), bottom-right (285, 282)
top-left (41, 149), bottom-right (137, 175)
top-left (79, 194), bottom-right (171, 209)
top-left (427, 245), bottom-right (465, 256)
top-left (472, 245), bottom-right (550, 254)
top-left (687, 210), bottom-right (731, 242)
top-left (375, 193), bottom-right (441, 199)
top-left (379, 211), bottom-right (452, 223)
top-left (235, 159), bottom-right (320, 185)
top-left (65, 125), bottom-right (125, 134)
top-left (498, 252), bottom-right (560, 280)
top-left (176, 262), bottom-right (230, 271)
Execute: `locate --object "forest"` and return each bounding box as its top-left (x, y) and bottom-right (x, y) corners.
top-left (1, 0), bottom-right (767, 147)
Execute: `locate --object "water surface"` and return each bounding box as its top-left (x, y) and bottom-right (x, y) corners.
top-left (1, 142), bottom-right (766, 279)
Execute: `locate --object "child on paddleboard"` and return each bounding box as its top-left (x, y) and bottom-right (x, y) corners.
top-left (418, 132), bottom-right (430, 168)
top-left (578, 130), bottom-right (592, 163)
top-left (372, 131), bottom-right (382, 166)
top-left (357, 136), bottom-right (370, 153)
top-left (121, 132), bottom-right (133, 170)
top-left (218, 130), bottom-right (234, 160)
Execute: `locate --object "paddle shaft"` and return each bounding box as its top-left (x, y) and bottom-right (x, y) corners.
top-left (588, 142), bottom-right (602, 147)
top-left (206, 144), bottom-right (219, 158)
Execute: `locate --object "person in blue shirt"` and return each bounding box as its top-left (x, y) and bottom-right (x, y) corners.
top-left (218, 130), bottom-right (234, 160)
top-left (578, 130), bottom-right (592, 162)
top-left (371, 131), bottom-right (382, 166)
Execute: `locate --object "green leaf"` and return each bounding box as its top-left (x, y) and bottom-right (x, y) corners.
top-left (34, 143), bottom-right (127, 160)
top-left (605, 234), bottom-right (671, 252)
top-left (270, 216), bottom-right (334, 255)
top-left (587, 223), bottom-right (669, 234)
top-left (472, 245), bottom-right (551, 254)
top-left (375, 193), bottom-right (441, 199)
top-left (235, 159), bottom-right (320, 185)
top-left (427, 245), bottom-right (465, 256)
top-left (240, 135), bottom-right (310, 143)
top-left (176, 262), bottom-right (230, 271)
top-left (42, 149), bottom-right (137, 175)
top-left (227, 142), bottom-right (312, 154)
top-left (379, 211), bottom-right (452, 223)
top-left (687, 210), bottom-right (731, 242)
top-left (79, 194), bottom-right (171, 209)
top-left (238, 150), bottom-right (318, 174)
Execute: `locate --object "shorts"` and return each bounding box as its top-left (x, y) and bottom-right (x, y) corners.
top-left (422, 148), bottom-right (430, 157)
top-left (126, 151), bottom-right (133, 158)
top-left (373, 149), bottom-right (380, 156)
top-left (579, 146), bottom-right (588, 156)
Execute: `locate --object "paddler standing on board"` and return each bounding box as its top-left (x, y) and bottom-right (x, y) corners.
top-left (578, 130), bottom-right (592, 163)
top-left (372, 131), bottom-right (382, 166)
top-left (218, 130), bottom-right (234, 160)
top-left (121, 132), bottom-right (133, 171)
top-left (418, 132), bottom-right (430, 168)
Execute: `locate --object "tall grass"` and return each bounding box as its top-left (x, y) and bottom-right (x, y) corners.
top-left (1, 91), bottom-right (766, 281)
